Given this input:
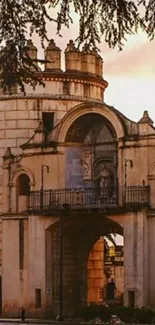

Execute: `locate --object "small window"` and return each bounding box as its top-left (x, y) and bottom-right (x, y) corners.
top-left (84, 84), bottom-right (90, 97)
top-left (35, 288), bottom-right (41, 308)
top-left (18, 174), bottom-right (30, 196)
top-left (63, 81), bottom-right (70, 95)
top-left (42, 112), bottom-right (54, 133)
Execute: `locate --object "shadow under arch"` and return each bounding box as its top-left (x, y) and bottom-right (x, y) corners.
top-left (72, 216), bottom-right (123, 308)
top-left (45, 213), bottom-right (123, 317)
top-left (65, 112), bottom-right (117, 143)
top-left (56, 102), bottom-right (126, 143)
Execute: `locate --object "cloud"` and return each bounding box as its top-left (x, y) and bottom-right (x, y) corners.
top-left (104, 39), bottom-right (155, 77)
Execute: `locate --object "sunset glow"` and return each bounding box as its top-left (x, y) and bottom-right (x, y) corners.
top-left (34, 15), bottom-right (155, 123)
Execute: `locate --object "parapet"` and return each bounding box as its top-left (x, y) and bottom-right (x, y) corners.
top-left (27, 39), bottom-right (104, 78)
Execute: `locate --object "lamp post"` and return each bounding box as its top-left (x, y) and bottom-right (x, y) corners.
top-left (50, 201), bottom-right (69, 321)
top-left (57, 207), bottom-right (64, 321)
top-left (40, 164), bottom-right (49, 210)
top-left (124, 159), bottom-right (133, 188)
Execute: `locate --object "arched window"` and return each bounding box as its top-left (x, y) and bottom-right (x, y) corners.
top-left (17, 174), bottom-right (30, 196)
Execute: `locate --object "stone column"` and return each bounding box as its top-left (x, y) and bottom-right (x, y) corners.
top-left (124, 210), bottom-right (148, 307)
top-left (2, 147), bottom-right (14, 214)
top-left (147, 213), bottom-right (155, 308)
top-left (45, 228), bottom-right (53, 317)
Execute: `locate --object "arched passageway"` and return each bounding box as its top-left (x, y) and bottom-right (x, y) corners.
top-left (87, 235), bottom-right (124, 305)
top-left (45, 111), bottom-right (124, 317)
top-left (45, 213), bottom-right (123, 317)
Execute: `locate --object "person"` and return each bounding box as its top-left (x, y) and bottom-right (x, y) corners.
top-left (21, 308), bottom-right (25, 322)
top-left (106, 279), bottom-right (116, 300)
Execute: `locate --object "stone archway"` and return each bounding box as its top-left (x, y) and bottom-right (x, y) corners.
top-left (45, 213), bottom-right (123, 317)
top-left (56, 102), bottom-right (125, 142)
top-left (86, 234), bottom-right (124, 305)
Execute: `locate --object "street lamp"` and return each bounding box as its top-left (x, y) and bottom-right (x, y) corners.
top-left (40, 164), bottom-right (50, 210)
top-left (50, 201), bottom-right (69, 321)
top-left (124, 159), bottom-right (133, 188)
top-left (57, 206), bottom-right (64, 321)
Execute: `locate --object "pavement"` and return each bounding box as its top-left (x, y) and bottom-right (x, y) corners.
top-left (0, 320), bottom-right (90, 325)
top-left (0, 316), bottom-right (95, 324)
top-left (0, 320), bottom-right (74, 324)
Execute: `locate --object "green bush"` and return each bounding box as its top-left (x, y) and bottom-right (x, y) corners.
top-left (79, 304), bottom-right (155, 323)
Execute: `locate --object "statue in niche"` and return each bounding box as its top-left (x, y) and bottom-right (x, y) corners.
top-left (83, 150), bottom-right (92, 180)
top-left (94, 163), bottom-right (114, 197)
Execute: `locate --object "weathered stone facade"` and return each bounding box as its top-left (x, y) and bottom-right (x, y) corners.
top-left (0, 39), bottom-right (155, 317)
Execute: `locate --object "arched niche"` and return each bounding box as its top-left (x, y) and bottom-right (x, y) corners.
top-left (16, 173), bottom-right (30, 213)
top-left (10, 167), bottom-right (35, 187)
top-left (10, 167), bottom-right (35, 213)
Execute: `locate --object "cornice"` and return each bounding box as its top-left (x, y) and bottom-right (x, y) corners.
top-left (36, 71), bottom-right (108, 89)
top-left (0, 93), bottom-right (103, 102)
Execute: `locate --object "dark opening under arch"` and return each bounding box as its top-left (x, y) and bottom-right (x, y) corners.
top-left (65, 113), bottom-right (117, 143)
top-left (17, 174), bottom-right (30, 196)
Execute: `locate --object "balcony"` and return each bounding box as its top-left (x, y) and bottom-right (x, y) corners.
top-left (28, 185), bottom-right (150, 215)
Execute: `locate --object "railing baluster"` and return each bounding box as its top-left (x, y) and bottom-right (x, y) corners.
top-left (28, 185), bottom-right (150, 213)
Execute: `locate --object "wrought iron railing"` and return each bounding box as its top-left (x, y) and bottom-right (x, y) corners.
top-left (28, 185), bottom-right (150, 214)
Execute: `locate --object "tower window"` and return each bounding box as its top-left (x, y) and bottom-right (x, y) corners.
top-left (42, 112), bottom-right (54, 133)
top-left (84, 84), bottom-right (90, 97)
top-left (63, 81), bottom-right (70, 95)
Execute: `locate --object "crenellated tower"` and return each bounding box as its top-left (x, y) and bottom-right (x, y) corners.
top-left (65, 40), bottom-right (82, 72)
top-left (44, 39), bottom-right (61, 71)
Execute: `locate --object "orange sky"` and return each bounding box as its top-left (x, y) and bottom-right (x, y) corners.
top-left (34, 6), bottom-right (155, 125)
top-left (103, 32), bottom-right (155, 123)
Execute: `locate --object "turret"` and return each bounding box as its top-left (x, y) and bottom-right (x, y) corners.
top-left (26, 39), bottom-right (38, 61)
top-left (65, 40), bottom-right (82, 72)
top-left (25, 39), bottom-right (38, 71)
top-left (138, 110), bottom-right (154, 135)
top-left (81, 48), bottom-right (96, 75)
top-left (95, 51), bottom-right (103, 77)
top-left (44, 39), bottom-right (61, 70)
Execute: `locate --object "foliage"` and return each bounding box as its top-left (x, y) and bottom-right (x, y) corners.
top-left (79, 304), bottom-right (155, 324)
top-left (0, 0), bottom-right (155, 92)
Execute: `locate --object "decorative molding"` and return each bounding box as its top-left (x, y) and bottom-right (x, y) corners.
top-left (36, 72), bottom-right (107, 88)
top-left (0, 94), bottom-right (103, 102)
top-left (9, 167), bottom-right (35, 187)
